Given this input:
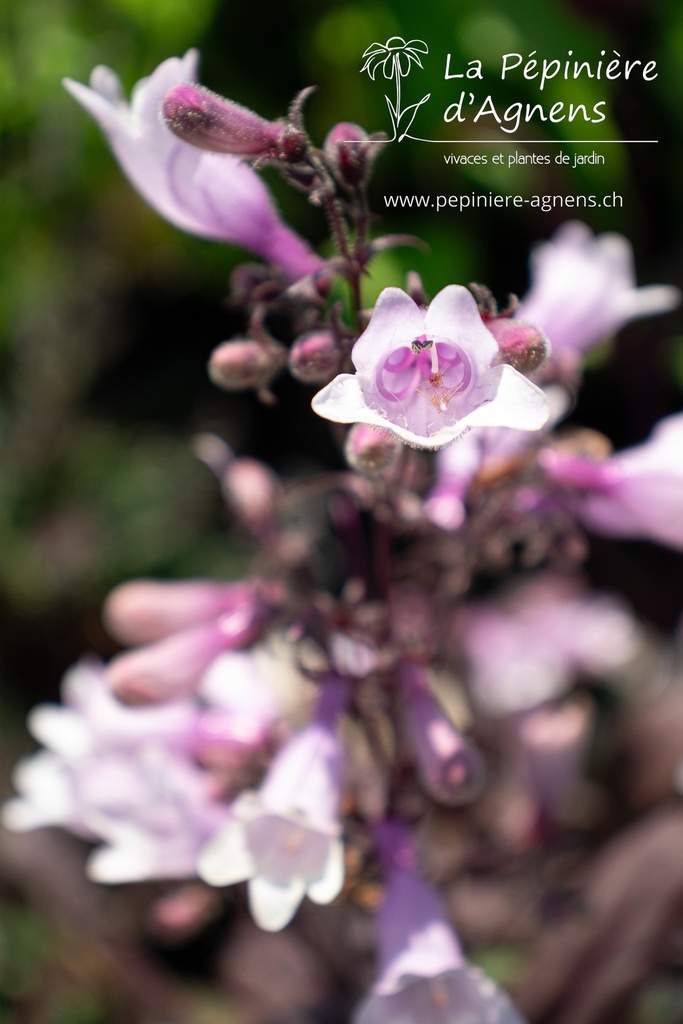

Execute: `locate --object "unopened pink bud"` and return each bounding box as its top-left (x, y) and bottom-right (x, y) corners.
top-left (324, 122), bottom-right (372, 186)
top-left (486, 317), bottom-right (550, 375)
top-left (288, 331), bottom-right (341, 384)
top-left (104, 580), bottom-right (255, 645)
top-left (163, 84), bottom-right (283, 156)
top-left (208, 339), bottom-right (287, 392)
top-left (401, 663), bottom-right (484, 806)
top-left (222, 458), bottom-right (279, 529)
top-left (344, 423), bottom-right (402, 477)
top-left (106, 601), bottom-right (269, 703)
top-left (149, 884), bottom-right (222, 943)
top-left (106, 621), bottom-right (233, 704)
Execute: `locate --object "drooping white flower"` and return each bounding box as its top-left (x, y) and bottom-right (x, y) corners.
top-left (198, 676), bottom-right (349, 931)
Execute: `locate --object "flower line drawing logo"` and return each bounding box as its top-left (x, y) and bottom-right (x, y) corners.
top-left (361, 37), bottom-right (430, 142)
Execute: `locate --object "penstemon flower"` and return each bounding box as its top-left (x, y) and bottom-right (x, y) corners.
top-left (541, 411), bottom-right (683, 550)
top-left (1, 660), bottom-right (233, 883)
top-left (456, 575), bottom-right (638, 715)
top-left (8, 26), bottom-right (682, 1016)
top-left (312, 286), bottom-right (550, 449)
top-left (354, 821), bottom-right (528, 1024)
top-left (63, 51), bottom-right (322, 280)
top-left (197, 676), bottom-right (349, 932)
top-left (103, 579), bottom-right (270, 704)
top-left (399, 663), bottom-right (484, 806)
top-left (517, 221), bottom-right (680, 362)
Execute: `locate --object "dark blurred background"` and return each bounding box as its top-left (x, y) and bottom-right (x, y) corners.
top-left (1, 0), bottom-right (683, 1018)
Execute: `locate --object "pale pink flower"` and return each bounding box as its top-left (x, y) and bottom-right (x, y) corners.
top-left (2, 750), bottom-right (98, 839)
top-left (541, 411), bottom-right (683, 550)
top-left (1, 661), bottom-right (231, 881)
top-left (517, 221), bottom-right (679, 359)
top-left (63, 52), bottom-right (321, 280)
top-left (83, 746), bottom-right (231, 884)
top-left (354, 821), bottom-right (527, 1024)
top-left (197, 677), bottom-right (349, 931)
top-left (23, 658), bottom-right (199, 759)
top-left (456, 575), bottom-right (638, 715)
top-left (312, 287), bottom-right (549, 450)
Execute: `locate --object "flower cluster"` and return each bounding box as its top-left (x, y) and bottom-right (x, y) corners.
top-left (5, 49), bottom-right (682, 1024)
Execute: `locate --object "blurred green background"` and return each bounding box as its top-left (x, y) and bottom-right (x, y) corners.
top-left (1, 0), bottom-right (683, 1018)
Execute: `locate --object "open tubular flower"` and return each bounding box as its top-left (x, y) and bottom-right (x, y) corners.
top-left (197, 676), bottom-right (349, 932)
top-left (312, 286), bottom-right (549, 450)
top-left (63, 51), bottom-right (321, 281)
top-left (354, 821), bottom-right (528, 1024)
top-left (541, 411), bottom-right (683, 550)
top-left (456, 575), bottom-right (638, 715)
top-left (1, 660), bottom-right (232, 883)
top-left (517, 221), bottom-right (680, 360)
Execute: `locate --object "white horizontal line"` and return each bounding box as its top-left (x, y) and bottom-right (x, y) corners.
top-left (395, 139), bottom-right (659, 144)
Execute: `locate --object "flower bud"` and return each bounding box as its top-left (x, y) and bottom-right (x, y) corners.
top-left (107, 601), bottom-right (267, 705)
top-left (486, 317), bottom-right (550, 375)
top-left (222, 458), bottom-right (279, 530)
top-left (104, 579), bottom-right (256, 645)
top-left (344, 423), bottom-right (402, 477)
top-left (288, 331), bottom-right (341, 384)
top-left (163, 84), bottom-right (284, 156)
top-left (208, 339), bottom-right (287, 392)
top-left (517, 699), bottom-right (592, 816)
top-left (324, 122), bottom-right (372, 186)
top-left (400, 663), bottom-right (485, 807)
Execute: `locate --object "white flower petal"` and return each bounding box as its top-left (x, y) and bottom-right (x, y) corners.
top-left (425, 286), bottom-right (498, 369)
top-left (312, 373), bottom-right (376, 424)
top-left (307, 837), bottom-right (344, 905)
top-left (461, 365), bottom-right (549, 432)
top-left (87, 827), bottom-right (199, 884)
top-left (87, 833), bottom-right (154, 884)
top-left (27, 705), bottom-right (92, 758)
top-left (311, 375), bottom-right (470, 450)
top-left (1, 797), bottom-right (63, 833)
top-left (248, 873), bottom-right (307, 932)
top-left (352, 288), bottom-right (426, 374)
top-left (2, 753), bottom-right (78, 832)
top-left (615, 284), bottom-right (681, 321)
top-left (197, 820), bottom-right (255, 887)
